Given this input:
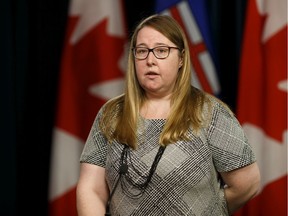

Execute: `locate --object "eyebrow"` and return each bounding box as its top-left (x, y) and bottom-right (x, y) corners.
top-left (135, 42), bottom-right (169, 47)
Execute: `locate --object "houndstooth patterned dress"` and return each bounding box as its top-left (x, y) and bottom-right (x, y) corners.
top-left (80, 98), bottom-right (256, 216)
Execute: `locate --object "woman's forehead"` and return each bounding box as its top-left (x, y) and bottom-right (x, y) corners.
top-left (136, 26), bottom-right (172, 46)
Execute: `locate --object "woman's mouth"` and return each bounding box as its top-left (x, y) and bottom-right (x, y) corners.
top-left (145, 72), bottom-right (159, 78)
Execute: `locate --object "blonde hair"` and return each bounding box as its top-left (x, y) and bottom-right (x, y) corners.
top-left (100, 14), bottom-right (208, 149)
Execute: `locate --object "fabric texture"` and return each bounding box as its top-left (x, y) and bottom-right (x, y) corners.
top-left (80, 97), bottom-right (256, 216)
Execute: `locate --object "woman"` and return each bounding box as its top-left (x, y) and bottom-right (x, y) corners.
top-left (76, 14), bottom-right (260, 216)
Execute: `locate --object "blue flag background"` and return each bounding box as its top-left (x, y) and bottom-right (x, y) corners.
top-left (156, 0), bottom-right (216, 63)
top-left (155, 0), bottom-right (220, 96)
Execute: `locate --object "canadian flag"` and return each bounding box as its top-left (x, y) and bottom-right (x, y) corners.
top-left (235, 0), bottom-right (287, 215)
top-left (48, 0), bottom-right (127, 215)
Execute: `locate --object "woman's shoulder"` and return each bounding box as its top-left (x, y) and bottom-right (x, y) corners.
top-left (198, 91), bottom-right (236, 129)
top-left (103, 93), bottom-right (125, 106)
top-left (203, 92), bottom-right (234, 116)
top-left (100, 93), bottom-right (125, 112)
top-left (93, 94), bottom-right (125, 120)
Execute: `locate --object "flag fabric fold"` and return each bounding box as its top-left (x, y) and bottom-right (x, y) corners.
top-left (235, 0), bottom-right (287, 215)
top-left (48, 0), bottom-right (127, 215)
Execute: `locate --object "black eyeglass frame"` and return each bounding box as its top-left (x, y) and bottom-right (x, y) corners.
top-left (132, 46), bottom-right (180, 60)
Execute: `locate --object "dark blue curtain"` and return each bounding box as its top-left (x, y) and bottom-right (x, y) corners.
top-left (207, 0), bottom-right (247, 111)
top-left (0, 1), bottom-right (17, 215)
top-left (0, 0), bottom-right (69, 215)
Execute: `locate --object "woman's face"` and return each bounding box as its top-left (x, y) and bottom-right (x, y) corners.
top-left (134, 26), bottom-right (183, 98)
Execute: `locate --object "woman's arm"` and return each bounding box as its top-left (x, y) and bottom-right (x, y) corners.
top-left (76, 163), bottom-right (109, 216)
top-left (220, 162), bottom-right (261, 215)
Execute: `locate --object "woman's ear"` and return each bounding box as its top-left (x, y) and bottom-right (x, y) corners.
top-left (179, 56), bottom-right (183, 68)
top-left (179, 50), bottom-right (184, 68)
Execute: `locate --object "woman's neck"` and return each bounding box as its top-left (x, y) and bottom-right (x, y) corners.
top-left (140, 96), bottom-right (171, 119)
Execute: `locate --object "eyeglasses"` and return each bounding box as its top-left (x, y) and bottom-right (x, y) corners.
top-left (133, 46), bottom-right (179, 60)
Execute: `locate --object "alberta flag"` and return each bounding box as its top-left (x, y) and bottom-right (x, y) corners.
top-left (48, 0), bottom-right (127, 215)
top-left (156, 0), bottom-right (220, 96)
top-left (235, 0), bottom-right (287, 215)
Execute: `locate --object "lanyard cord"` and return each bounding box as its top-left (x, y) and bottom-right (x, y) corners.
top-left (105, 145), bottom-right (128, 216)
top-left (121, 145), bottom-right (166, 198)
top-left (105, 144), bottom-right (166, 215)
